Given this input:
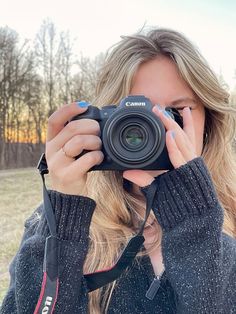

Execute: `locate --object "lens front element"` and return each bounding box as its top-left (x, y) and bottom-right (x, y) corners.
top-left (122, 125), bottom-right (146, 149)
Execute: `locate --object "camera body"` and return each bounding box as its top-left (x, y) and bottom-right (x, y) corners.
top-left (71, 95), bottom-right (183, 171)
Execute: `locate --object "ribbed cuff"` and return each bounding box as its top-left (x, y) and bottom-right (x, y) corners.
top-left (141, 157), bottom-right (224, 232)
top-left (37, 190), bottom-right (96, 241)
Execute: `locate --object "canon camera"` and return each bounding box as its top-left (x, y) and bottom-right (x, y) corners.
top-left (70, 95), bottom-right (183, 170)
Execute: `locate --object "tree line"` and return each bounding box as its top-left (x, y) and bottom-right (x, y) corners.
top-left (0, 20), bottom-right (236, 169)
top-left (0, 19), bottom-right (104, 169)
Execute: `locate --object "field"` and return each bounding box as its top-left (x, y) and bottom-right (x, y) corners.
top-left (0, 167), bottom-right (51, 304)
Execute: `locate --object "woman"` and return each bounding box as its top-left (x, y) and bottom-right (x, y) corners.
top-left (1, 28), bottom-right (236, 314)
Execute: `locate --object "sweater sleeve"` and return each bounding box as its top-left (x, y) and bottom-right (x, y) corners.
top-left (142, 157), bottom-right (236, 314)
top-left (0, 190), bottom-right (96, 314)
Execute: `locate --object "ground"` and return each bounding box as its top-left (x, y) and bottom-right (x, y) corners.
top-left (0, 167), bottom-right (51, 303)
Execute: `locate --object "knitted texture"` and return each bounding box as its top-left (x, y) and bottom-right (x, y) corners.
top-left (1, 157), bottom-right (236, 314)
top-left (0, 191), bottom-right (96, 314)
top-left (37, 190), bottom-right (96, 241)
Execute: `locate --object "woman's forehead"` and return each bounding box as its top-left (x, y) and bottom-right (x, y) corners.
top-left (130, 56), bottom-right (196, 106)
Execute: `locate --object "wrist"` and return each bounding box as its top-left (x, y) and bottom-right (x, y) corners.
top-left (37, 190), bottom-right (96, 241)
top-left (142, 157), bottom-right (224, 232)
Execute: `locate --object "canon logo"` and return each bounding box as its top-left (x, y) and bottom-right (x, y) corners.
top-left (42, 296), bottom-right (53, 314)
top-left (125, 102), bottom-right (146, 106)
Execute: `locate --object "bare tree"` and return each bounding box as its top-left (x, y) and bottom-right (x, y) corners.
top-left (0, 22), bottom-right (106, 169)
top-left (56, 31), bottom-right (74, 104)
top-left (0, 26), bottom-right (35, 168)
top-left (71, 53), bottom-right (105, 102)
top-left (34, 19), bottom-right (59, 117)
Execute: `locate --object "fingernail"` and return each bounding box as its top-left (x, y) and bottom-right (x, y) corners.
top-left (163, 110), bottom-right (171, 119)
top-left (154, 104), bottom-right (163, 111)
top-left (76, 100), bottom-right (89, 108)
top-left (171, 130), bottom-right (175, 139)
top-left (186, 107), bottom-right (193, 116)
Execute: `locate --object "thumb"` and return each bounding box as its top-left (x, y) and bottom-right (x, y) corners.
top-left (123, 169), bottom-right (155, 187)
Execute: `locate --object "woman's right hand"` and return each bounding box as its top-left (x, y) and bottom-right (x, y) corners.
top-left (45, 101), bottom-right (104, 196)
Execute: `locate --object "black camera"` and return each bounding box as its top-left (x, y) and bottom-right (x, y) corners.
top-left (70, 95), bottom-right (183, 171)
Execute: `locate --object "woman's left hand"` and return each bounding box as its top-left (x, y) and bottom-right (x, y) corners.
top-left (123, 106), bottom-right (198, 187)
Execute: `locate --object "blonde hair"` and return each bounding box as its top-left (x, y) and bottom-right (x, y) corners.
top-left (84, 28), bottom-right (236, 313)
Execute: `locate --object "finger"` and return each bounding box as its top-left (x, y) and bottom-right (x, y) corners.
top-left (62, 135), bottom-right (102, 157)
top-left (166, 130), bottom-right (186, 168)
top-left (67, 150), bottom-right (104, 177)
top-left (47, 119), bottom-right (100, 154)
top-left (47, 134), bottom-right (102, 169)
top-left (47, 101), bottom-right (90, 141)
top-left (153, 105), bottom-right (183, 133)
top-left (123, 170), bottom-right (154, 187)
top-left (153, 106), bottom-right (196, 160)
top-left (182, 107), bottom-right (196, 147)
top-left (170, 127), bottom-right (197, 161)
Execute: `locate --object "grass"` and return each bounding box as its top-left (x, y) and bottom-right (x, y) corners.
top-left (0, 167), bottom-right (51, 304)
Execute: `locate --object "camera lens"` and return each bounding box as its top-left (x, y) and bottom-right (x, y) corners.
top-left (102, 108), bottom-right (166, 168)
top-left (122, 126), bottom-right (146, 148)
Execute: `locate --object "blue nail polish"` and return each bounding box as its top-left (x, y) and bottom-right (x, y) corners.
top-left (164, 110), bottom-right (171, 118)
top-left (154, 104), bottom-right (162, 113)
top-left (76, 101), bottom-right (89, 108)
top-left (154, 104), bottom-right (163, 111)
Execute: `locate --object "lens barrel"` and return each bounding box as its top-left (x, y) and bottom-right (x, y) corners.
top-left (102, 108), bottom-right (165, 169)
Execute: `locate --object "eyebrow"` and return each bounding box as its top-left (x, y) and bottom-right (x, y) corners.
top-left (168, 97), bottom-right (198, 106)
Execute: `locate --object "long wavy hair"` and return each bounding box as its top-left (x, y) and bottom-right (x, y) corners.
top-left (83, 28), bottom-right (236, 313)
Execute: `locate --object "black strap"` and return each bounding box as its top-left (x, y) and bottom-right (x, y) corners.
top-left (34, 236), bottom-right (59, 314)
top-left (34, 154), bottom-right (59, 314)
top-left (84, 178), bottom-right (158, 291)
top-left (36, 153), bottom-right (158, 295)
top-left (37, 153), bottom-right (57, 237)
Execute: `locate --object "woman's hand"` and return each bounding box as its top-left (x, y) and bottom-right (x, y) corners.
top-left (45, 101), bottom-right (104, 196)
top-left (123, 106), bottom-right (197, 188)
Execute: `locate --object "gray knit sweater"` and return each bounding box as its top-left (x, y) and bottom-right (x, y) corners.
top-left (1, 157), bottom-right (236, 313)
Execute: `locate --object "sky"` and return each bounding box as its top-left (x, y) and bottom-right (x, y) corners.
top-left (0, 0), bottom-right (235, 90)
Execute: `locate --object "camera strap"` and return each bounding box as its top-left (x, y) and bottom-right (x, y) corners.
top-left (84, 176), bottom-right (157, 291)
top-left (34, 154), bottom-right (59, 314)
top-left (35, 153), bottom-right (158, 312)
